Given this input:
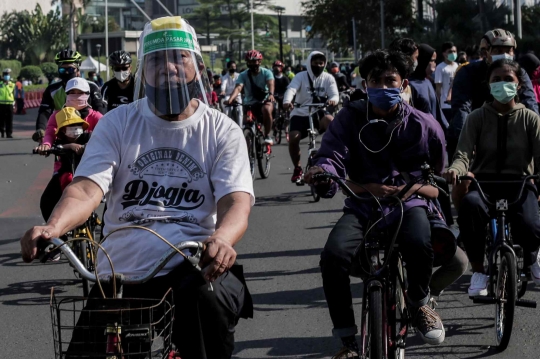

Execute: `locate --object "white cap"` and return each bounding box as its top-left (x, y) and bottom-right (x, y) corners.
top-left (3, 68), bottom-right (11, 73)
top-left (65, 78), bottom-right (90, 93)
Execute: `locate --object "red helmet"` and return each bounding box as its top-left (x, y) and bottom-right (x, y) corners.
top-left (273, 60), bottom-right (284, 68)
top-left (245, 50), bottom-right (263, 61)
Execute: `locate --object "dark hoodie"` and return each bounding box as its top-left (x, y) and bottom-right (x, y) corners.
top-left (408, 43), bottom-right (448, 130)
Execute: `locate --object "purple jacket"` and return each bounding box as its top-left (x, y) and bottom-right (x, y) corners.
top-left (314, 100), bottom-right (446, 222)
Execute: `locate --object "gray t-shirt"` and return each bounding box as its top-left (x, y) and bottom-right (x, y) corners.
top-left (75, 99), bottom-right (254, 277)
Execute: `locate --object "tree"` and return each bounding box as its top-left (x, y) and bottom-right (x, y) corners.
top-left (20, 65), bottom-right (43, 83)
top-left (303, 0), bottom-right (414, 52)
top-left (520, 5), bottom-right (540, 54)
top-left (0, 4), bottom-right (69, 64)
top-left (40, 62), bottom-right (57, 82)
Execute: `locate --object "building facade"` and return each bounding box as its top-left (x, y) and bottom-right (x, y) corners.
top-left (0, 0), bottom-right (51, 15)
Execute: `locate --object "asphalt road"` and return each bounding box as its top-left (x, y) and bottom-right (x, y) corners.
top-left (1, 109), bottom-right (540, 358)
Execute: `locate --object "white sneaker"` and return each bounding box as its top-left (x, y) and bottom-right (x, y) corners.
top-left (531, 250), bottom-right (540, 285)
top-left (264, 136), bottom-right (274, 145)
top-left (468, 272), bottom-right (489, 297)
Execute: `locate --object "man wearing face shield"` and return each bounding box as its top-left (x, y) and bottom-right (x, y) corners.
top-left (20, 16), bottom-right (254, 359)
top-left (101, 50), bottom-right (135, 112)
top-left (33, 49), bottom-right (105, 142)
top-left (449, 29), bottom-right (538, 161)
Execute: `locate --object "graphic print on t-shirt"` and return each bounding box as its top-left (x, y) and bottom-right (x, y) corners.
top-left (120, 147), bottom-right (206, 225)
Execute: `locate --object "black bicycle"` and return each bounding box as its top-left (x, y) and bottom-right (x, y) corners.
top-left (461, 175), bottom-right (538, 351)
top-left (243, 102), bottom-right (272, 180)
top-left (223, 99), bottom-right (243, 128)
top-left (296, 102), bottom-right (328, 202)
top-left (33, 144), bottom-right (102, 297)
top-left (272, 96), bottom-right (289, 145)
top-left (313, 164), bottom-right (448, 359)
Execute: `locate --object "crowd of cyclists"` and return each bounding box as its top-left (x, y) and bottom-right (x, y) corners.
top-left (15, 14), bottom-right (540, 358)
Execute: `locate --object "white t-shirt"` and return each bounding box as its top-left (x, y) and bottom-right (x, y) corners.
top-left (434, 61), bottom-right (458, 109)
top-left (75, 99), bottom-right (254, 277)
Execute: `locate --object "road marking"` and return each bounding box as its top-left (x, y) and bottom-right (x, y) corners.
top-left (0, 167), bottom-right (52, 218)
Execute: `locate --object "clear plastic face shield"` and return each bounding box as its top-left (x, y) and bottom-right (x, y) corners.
top-left (134, 16), bottom-right (211, 117)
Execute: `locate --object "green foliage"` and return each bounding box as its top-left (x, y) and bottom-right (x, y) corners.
top-left (0, 60), bottom-right (22, 78)
top-left (40, 62), bottom-right (58, 82)
top-left (25, 83), bottom-right (48, 91)
top-left (520, 5), bottom-right (540, 54)
top-left (0, 4), bottom-right (70, 65)
top-left (20, 65), bottom-right (44, 83)
top-left (303, 0), bottom-right (414, 52)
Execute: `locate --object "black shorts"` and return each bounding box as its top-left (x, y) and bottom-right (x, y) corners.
top-left (289, 111), bottom-right (324, 139)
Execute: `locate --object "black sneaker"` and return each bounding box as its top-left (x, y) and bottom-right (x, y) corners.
top-left (413, 304), bottom-right (445, 345)
top-left (331, 347), bottom-right (360, 359)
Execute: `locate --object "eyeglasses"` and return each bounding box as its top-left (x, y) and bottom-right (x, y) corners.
top-left (58, 67), bottom-right (77, 75)
top-left (113, 66), bottom-right (130, 71)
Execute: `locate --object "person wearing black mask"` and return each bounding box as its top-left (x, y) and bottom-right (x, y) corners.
top-left (221, 60), bottom-right (243, 123)
top-left (282, 51), bottom-right (339, 182)
top-left (32, 49), bottom-right (105, 143)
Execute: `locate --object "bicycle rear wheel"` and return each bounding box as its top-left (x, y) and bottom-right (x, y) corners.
top-left (244, 129), bottom-right (256, 180)
top-left (257, 134), bottom-right (271, 179)
top-left (495, 250), bottom-right (517, 351)
top-left (369, 287), bottom-right (384, 359)
top-left (273, 118), bottom-right (282, 145)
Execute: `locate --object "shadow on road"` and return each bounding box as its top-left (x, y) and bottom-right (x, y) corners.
top-left (233, 336), bottom-right (336, 358)
top-left (0, 278), bottom-right (80, 306)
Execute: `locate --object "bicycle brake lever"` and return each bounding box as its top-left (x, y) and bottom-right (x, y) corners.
top-left (187, 242), bottom-right (205, 270)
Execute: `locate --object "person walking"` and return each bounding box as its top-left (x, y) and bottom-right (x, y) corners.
top-left (14, 76), bottom-right (25, 115)
top-left (0, 68), bottom-right (15, 138)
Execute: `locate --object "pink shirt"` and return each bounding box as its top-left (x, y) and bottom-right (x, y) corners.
top-left (43, 108), bottom-right (102, 173)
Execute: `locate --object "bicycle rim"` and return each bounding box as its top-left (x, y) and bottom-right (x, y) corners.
top-left (495, 251), bottom-right (517, 351)
top-left (390, 262), bottom-right (407, 359)
top-left (257, 135), bottom-right (271, 178)
top-left (369, 287), bottom-right (384, 359)
top-left (78, 239), bottom-right (91, 297)
top-left (243, 129), bottom-right (256, 180)
top-left (306, 163), bottom-right (320, 202)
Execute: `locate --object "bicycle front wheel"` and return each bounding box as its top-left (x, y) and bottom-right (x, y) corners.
top-left (257, 134), bottom-right (271, 179)
top-left (390, 261), bottom-right (407, 359)
top-left (306, 161), bottom-right (320, 202)
top-left (77, 239), bottom-right (91, 297)
top-left (495, 250), bottom-right (517, 351)
top-left (369, 287), bottom-right (384, 359)
top-left (244, 129), bottom-right (256, 180)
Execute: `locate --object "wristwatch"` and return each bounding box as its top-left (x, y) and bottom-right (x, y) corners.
top-left (268, 93), bottom-right (274, 96)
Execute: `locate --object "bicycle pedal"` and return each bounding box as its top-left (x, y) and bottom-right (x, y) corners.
top-left (516, 299), bottom-right (537, 308)
top-left (472, 296), bottom-right (497, 304)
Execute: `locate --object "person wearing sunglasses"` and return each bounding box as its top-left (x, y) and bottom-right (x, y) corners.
top-left (33, 49), bottom-right (106, 143)
top-left (101, 50), bottom-right (135, 112)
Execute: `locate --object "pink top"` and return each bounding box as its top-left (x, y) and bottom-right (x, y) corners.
top-left (43, 108), bottom-right (102, 173)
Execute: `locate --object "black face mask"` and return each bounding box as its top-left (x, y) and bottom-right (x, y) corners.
top-left (229, 68), bottom-right (236, 74)
top-left (312, 65), bottom-right (324, 77)
top-left (248, 64), bottom-right (260, 72)
top-left (60, 72), bottom-right (77, 84)
top-left (273, 69), bottom-right (281, 75)
top-left (146, 80), bottom-right (200, 117)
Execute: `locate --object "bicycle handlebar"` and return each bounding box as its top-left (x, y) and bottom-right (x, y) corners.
top-left (32, 144), bottom-right (70, 157)
top-left (46, 237), bottom-right (206, 285)
top-left (458, 175), bottom-right (539, 208)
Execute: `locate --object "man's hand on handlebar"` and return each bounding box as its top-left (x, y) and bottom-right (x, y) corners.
top-left (63, 143), bottom-right (84, 155)
top-left (200, 236), bottom-right (237, 282)
top-left (283, 102), bottom-right (294, 111)
top-left (20, 225), bottom-right (60, 263)
top-left (35, 143), bottom-right (51, 155)
top-left (304, 166), bottom-right (325, 184)
top-left (327, 100), bottom-right (338, 107)
top-left (267, 94), bottom-right (275, 103)
top-left (442, 169), bottom-right (458, 186)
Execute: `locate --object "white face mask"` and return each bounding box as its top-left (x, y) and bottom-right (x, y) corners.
top-left (491, 53), bottom-right (514, 62)
top-left (114, 70), bottom-right (130, 82)
top-left (65, 126), bottom-right (84, 138)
